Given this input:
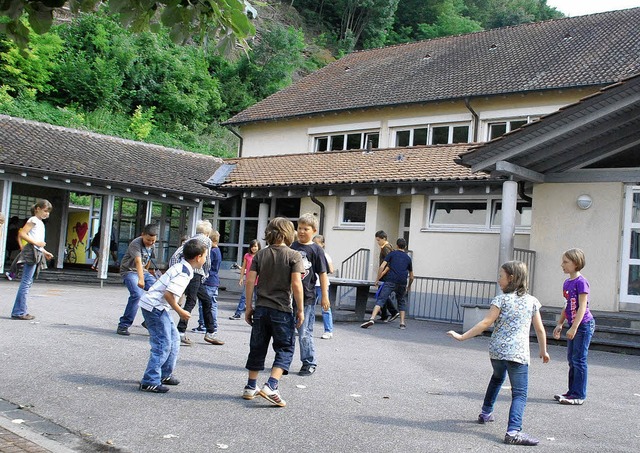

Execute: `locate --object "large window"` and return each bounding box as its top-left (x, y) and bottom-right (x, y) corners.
top-left (394, 123), bottom-right (470, 147)
top-left (315, 131), bottom-right (379, 152)
top-left (428, 198), bottom-right (531, 230)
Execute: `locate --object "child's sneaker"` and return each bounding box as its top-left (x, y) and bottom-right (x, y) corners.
top-left (477, 412), bottom-right (494, 424)
top-left (191, 325), bottom-right (206, 333)
top-left (360, 319), bottom-right (374, 329)
top-left (139, 383), bottom-right (169, 393)
top-left (180, 334), bottom-right (194, 346)
top-left (161, 376), bottom-right (180, 386)
top-left (242, 385), bottom-right (259, 400)
top-left (229, 314), bottom-right (241, 320)
top-left (321, 332), bottom-right (333, 339)
top-left (504, 432), bottom-right (539, 446)
top-left (553, 392), bottom-right (569, 401)
top-left (259, 384), bottom-right (287, 407)
top-left (5, 272), bottom-right (15, 281)
top-left (559, 397), bottom-right (584, 405)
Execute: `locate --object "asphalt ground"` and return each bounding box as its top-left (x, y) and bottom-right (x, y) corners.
top-left (0, 280), bottom-right (638, 453)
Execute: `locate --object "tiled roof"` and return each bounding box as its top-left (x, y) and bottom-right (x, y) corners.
top-left (226, 8), bottom-right (640, 125)
top-left (214, 145), bottom-right (490, 189)
top-left (0, 115), bottom-right (223, 198)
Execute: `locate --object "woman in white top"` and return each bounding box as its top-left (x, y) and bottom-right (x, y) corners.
top-left (11, 199), bottom-right (54, 320)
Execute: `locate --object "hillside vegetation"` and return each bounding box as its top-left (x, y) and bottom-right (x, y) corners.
top-left (0, 0), bottom-right (563, 157)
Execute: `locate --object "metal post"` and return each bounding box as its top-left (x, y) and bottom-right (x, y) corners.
top-left (499, 179), bottom-right (518, 269)
top-left (257, 202), bottom-right (269, 248)
top-left (98, 195), bottom-right (115, 280)
top-left (0, 179), bottom-right (12, 273)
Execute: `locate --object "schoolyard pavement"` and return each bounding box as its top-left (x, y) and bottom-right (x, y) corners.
top-left (0, 281), bottom-right (639, 452)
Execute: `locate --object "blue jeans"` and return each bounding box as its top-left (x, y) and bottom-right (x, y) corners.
top-left (199, 285), bottom-right (219, 332)
top-left (246, 306), bottom-right (296, 373)
top-left (140, 307), bottom-right (180, 386)
top-left (234, 283), bottom-right (256, 316)
top-left (315, 286), bottom-right (333, 333)
top-left (11, 263), bottom-right (37, 317)
top-left (482, 359), bottom-right (529, 433)
top-left (119, 272), bottom-right (157, 329)
top-left (299, 303), bottom-right (317, 366)
top-left (567, 319), bottom-right (595, 399)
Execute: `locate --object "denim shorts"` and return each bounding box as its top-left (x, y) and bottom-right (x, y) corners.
top-left (245, 306), bottom-right (296, 374)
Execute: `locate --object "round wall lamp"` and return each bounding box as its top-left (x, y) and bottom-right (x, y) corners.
top-left (577, 194), bottom-right (593, 210)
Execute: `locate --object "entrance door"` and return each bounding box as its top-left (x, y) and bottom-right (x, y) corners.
top-left (399, 203), bottom-right (411, 248)
top-left (620, 185), bottom-right (640, 305)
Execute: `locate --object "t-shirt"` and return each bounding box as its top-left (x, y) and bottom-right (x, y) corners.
top-left (563, 275), bottom-right (594, 325)
top-left (251, 245), bottom-right (304, 312)
top-left (139, 260), bottom-right (193, 312)
top-left (243, 253), bottom-right (255, 276)
top-left (379, 242), bottom-right (393, 281)
top-left (119, 236), bottom-right (155, 275)
top-left (315, 252), bottom-right (332, 288)
top-left (291, 241), bottom-right (328, 306)
top-left (489, 292), bottom-right (541, 365)
top-left (204, 247), bottom-right (222, 287)
top-left (383, 250), bottom-right (413, 285)
top-left (25, 216), bottom-right (46, 251)
top-left (169, 234), bottom-right (212, 277)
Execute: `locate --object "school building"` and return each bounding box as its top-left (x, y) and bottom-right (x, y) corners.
top-left (2, 8), bottom-right (640, 325)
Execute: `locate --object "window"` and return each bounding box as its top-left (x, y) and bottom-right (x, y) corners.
top-left (428, 198), bottom-right (532, 230)
top-left (340, 198), bottom-right (367, 224)
top-left (491, 201), bottom-right (532, 228)
top-left (488, 118), bottom-right (534, 140)
top-left (394, 123), bottom-right (470, 147)
top-left (314, 130), bottom-right (379, 152)
top-left (430, 200), bottom-right (488, 226)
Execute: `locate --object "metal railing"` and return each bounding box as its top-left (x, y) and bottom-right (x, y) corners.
top-left (514, 248), bottom-right (536, 290)
top-left (337, 248), bottom-right (370, 308)
top-left (409, 276), bottom-right (497, 323)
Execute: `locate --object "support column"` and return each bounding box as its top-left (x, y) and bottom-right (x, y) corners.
top-left (257, 202), bottom-right (269, 249)
top-left (498, 179), bottom-right (518, 270)
top-left (0, 180), bottom-right (12, 273)
top-left (98, 195), bottom-right (116, 280)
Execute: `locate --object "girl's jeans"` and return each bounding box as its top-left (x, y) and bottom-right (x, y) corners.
top-left (11, 263), bottom-right (37, 317)
top-left (567, 319), bottom-right (595, 399)
top-left (482, 359), bottom-right (529, 433)
top-left (234, 283), bottom-right (256, 317)
top-left (315, 286), bottom-right (333, 333)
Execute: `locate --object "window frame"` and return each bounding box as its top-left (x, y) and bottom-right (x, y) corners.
top-left (313, 129), bottom-right (380, 152)
top-left (393, 122), bottom-right (471, 147)
top-left (425, 196), bottom-right (532, 232)
top-left (486, 117), bottom-right (537, 141)
top-left (338, 197), bottom-right (368, 226)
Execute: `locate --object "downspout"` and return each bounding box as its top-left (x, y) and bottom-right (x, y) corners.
top-left (464, 97), bottom-right (479, 142)
top-left (518, 181), bottom-right (533, 205)
top-left (310, 195), bottom-right (325, 235)
top-left (228, 127), bottom-right (244, 158)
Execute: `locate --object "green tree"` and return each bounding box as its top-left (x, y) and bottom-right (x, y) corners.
top-left (464, 0), bottom-right (563, 29)
top-left (0, 21), bottom-right (62, 95)
top-left (0, 0), bottom-right (256, 52)
top-left (417, 0), bottom-right (482, 40)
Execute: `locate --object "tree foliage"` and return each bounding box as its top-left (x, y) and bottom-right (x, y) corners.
top-left (0, 0), bottom-right (256, 52)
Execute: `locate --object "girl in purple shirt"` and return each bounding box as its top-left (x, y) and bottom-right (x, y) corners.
top-left (553, 248), bottom-right (596, 405)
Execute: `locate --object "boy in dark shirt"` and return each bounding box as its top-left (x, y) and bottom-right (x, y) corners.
top-left (290, 213), bottom-right (329, 376)
top-left (361, 238), bottom-right (414, 330)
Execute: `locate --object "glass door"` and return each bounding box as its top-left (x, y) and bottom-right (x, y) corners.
top-left (620, 186), bottom-right (640, 304)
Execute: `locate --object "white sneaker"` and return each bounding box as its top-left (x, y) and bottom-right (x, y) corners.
top-left (259, 384), bottom-right (286, 407)
top-left (179, 334), bottom-right (193, 346)
top-left (321, 332), bottom-right (333, 339)
top-left (242, 386), bottom-right (259, 400)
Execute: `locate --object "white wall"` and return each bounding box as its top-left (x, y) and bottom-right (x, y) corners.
top-left (529, 183), bottom-right (623, 311)
top-left (238, 89), bottom-right (597, 157)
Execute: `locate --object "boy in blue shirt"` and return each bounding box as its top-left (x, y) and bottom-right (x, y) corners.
top-left (361, 237), bottom-right (414, 330)
top-left (138, 239), bottom-right (208, 393)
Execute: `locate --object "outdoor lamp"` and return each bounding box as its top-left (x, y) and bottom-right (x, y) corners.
top-left (576, 194), bottom-right (592, 210)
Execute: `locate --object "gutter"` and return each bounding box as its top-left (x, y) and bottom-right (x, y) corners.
top-left (309, 194), bottom-right (325, 235)
top-left (227, 127), bottom-right (244, 158)
top-left (464, 97), bottom-right (479, 142)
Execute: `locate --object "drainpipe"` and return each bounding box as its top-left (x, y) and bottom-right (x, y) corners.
top-left (518, 181), bottom-right (533, 205)
top-left (310, 195), bottom-right (325, 235)
top-left (228, 127), bottom-right (244, 158)
top-left (464, 97), bottom-right (479, 142)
